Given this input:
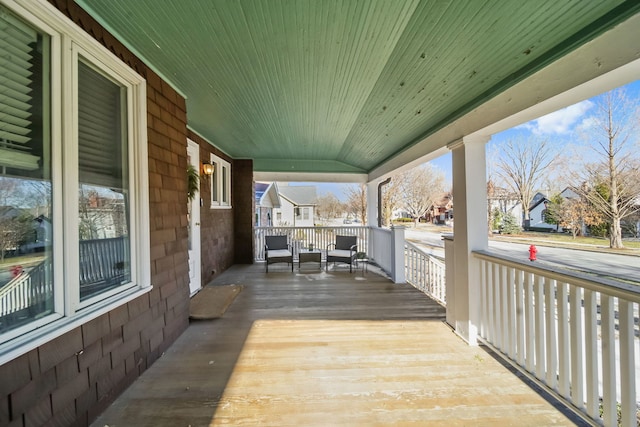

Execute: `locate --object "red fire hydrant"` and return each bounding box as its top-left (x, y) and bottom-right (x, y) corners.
top-left (528, 245), bottom-right (537, 262)
top-left (10, 265), bottom-right (23, 277)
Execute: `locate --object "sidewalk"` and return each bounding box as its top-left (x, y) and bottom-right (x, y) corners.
top-left (491, 234), bottom-right (640, 258)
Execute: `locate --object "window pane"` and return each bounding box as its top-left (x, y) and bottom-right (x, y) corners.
top-left (77, 61), bottom-right (130, 301)
top-left (0, 8), bottom-right (53, 334)
top-left (222, 165), bottom-right (228, 204)
top-left (212, 163), bottom-right (219, 203)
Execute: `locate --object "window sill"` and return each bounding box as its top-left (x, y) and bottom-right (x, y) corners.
top-left (210, 205), bottom-right (232, 210)
top-left (0, 285), bottom-right (153, 366)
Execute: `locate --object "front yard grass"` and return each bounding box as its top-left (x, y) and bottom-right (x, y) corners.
top-left (496, 231), bottom-right (640, 250)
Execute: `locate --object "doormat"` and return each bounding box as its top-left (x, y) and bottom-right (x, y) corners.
top-left (189, 284), bottom-right (243, 320)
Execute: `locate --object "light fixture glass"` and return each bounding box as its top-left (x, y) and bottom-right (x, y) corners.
top-left (202, 162), bottom-right (214, 176)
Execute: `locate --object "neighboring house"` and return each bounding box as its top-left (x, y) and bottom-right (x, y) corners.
top-left (424, 193), bottom-right (453, 224)
top-left (255, 182), bottom-right (281, 226)
top-left (273, 184), bottom-right (317, 226)
top-left (528, 188), bottom-right (588, 232)
top-left (528, 193), bottom-right (558, 231)
top-left (20, 215), bottom-right (52, 253)
top-left (488, 186), bottom-right (522, 226)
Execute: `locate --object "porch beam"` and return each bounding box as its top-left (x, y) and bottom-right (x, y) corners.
top-left (449, 135), bottom-right (489, 345)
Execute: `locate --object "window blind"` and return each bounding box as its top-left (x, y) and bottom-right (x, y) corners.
top-left (77, 60), bottom-right (127, 189)
top-left (0, 10), bottom-right (40, 170)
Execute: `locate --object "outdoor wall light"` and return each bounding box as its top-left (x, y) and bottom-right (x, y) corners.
top-left (202, 162), bottom-right (214, 176)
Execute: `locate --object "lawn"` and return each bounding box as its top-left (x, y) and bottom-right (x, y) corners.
top-left (496, 231), bottom-right (640, 250)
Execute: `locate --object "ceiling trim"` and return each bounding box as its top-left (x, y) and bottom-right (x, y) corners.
top-left (254, 171), bottom-right (367, 184)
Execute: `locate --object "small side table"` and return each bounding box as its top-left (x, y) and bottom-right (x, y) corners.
top-left (299, 249), bottom-right (322, 270)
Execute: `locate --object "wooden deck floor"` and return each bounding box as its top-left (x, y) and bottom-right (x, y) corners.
top-left (92, 264), bottom-right (584, 427)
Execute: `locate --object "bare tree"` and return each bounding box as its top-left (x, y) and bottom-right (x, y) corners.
top-left (315, 193), bottom-right (343, 224)
top-left (495, 137), bottom-right (556, 225)
top-left (397, 164), bottom-right (446, 227)
top-left (381, 177), bottom-right (403, 227)
top-left (344, 184), bottom-right (367, 224)
top-left (570, 88), bottom-right (640, 248)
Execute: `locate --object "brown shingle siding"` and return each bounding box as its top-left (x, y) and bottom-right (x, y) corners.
top-left (11, 369), bottom-right (56, 417)
top-left (38, 328), bottom-right (83, 373)
top-left (23, 395), bottom-right (51, 427)
top-left (81, 315), bottom-right (110, 347)
top-left (100, 328), bottom-right (123, 358)
top-left (77, 340), bottom-right (102, 372)
top-left (51, 370), bottom-right (88, 415)
top-left (0, 354), bottom-right (31, 395)
top-left (54, 355), bottom-right (79, 385)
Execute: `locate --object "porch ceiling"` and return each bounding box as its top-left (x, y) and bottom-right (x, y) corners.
top-left (75, 0), bottom-right (639, 178)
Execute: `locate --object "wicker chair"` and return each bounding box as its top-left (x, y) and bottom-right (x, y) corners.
top-left (265, 235), bottom-right (293, 272)
top-left (326, 235), bottom-right (357, 272)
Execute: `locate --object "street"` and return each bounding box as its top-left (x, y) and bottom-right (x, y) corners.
top-left (404, 228), bottom-right (640, 285)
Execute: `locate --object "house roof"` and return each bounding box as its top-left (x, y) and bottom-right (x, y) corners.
top-left (75, 0), bottom-right (640, 180)
top-left (255, 182), bottom-right (281, 208)
top-left (529, 193), bottom-right (550, 211)
top-left (278, 186), bottom-right (317, 206)
top-left (432, 193), bottom-right (453, 208)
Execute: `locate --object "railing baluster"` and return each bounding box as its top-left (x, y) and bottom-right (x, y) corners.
top-left (569, 285), bottom-right (584, 410)
top-left (535, 275), bottom-right (545, 379)
top-left (480, 259), bottom-right (488, 339)
top-left (500, 265), bottom-right (509, 352)
top-left (618, 299), bottom-right (636, 427)
top-left (600, 295), bottom-right (616, 427)
top-left (487, 260), bottom-right (495, 344)
top-left (583, 289), bottom-right (599, 418)
top-left (506, 267), bottom-right (515, 359)
top-left (557, 281), bottom-right (570, 399)
top-left (545, 278), bottom-right (557, 390)
top-left (515, 268), bottom-right (525, 365)
top-left (525, 272), bottom-right (534, 372)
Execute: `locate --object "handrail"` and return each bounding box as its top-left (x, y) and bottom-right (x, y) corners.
top-left (405, 241), bottom-right (446, 305)
top-left (474, 249), bottom-right (639, 426)
top-left (0, 257), bottom-right (52, 317)
top-left (474, 249), bottom-right (640, 303)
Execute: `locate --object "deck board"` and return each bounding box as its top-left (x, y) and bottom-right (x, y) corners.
top-left (91, 264), bottom-right (584, 426)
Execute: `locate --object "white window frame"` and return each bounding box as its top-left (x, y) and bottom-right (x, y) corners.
top-left (210, 153), bottom-right (231, 209)
top-left (0, 0), bottom-right (150, 365)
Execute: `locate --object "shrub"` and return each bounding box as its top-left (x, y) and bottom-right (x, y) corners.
top-left (500, 212), bottom-right (522, 235)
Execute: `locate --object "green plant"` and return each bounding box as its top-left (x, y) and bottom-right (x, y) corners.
top-left (187, 164), bottom-right (200, 201)
top-left (490, 207), bottom-right (503, 231)
top-left (500, 212), bottom-right (522, 235)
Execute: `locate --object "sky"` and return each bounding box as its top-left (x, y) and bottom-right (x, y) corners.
top-left (289, 78), bottom-right (640, 201)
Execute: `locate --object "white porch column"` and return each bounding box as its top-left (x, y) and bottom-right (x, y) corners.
top-left (390, 225), bottom-right (406, 283)
top-left (366, 180), bottom-right (378, 261)
top-left (366, 180), bottom-right (378, 228)
top-left (449, 135), bottom-right (489, 345)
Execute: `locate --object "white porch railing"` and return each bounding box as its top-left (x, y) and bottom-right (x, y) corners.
top-left (405, 242), bottom-right (446, 305)
top-left (475, 250), bottom-right (639, 427)
top-left (255, 226), bottom-right (368, 261)
top-left (368, 226), bottom-right (392, 274)
top-left (0, 257), bottom-right (53, 317)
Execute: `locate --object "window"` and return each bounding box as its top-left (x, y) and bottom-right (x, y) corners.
top-left (303, 207), bottom-right (309, 220)
top-left (0, 0), bottom-right (149, 354)
top-left (210, 153), bottom-right (231, 208)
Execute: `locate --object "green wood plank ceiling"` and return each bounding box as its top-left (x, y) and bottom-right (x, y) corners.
top-left (75, 0), bottom-right (640, 177)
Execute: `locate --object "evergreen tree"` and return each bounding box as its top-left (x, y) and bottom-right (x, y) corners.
top-left (500, 212), bottom-right (522, 235)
